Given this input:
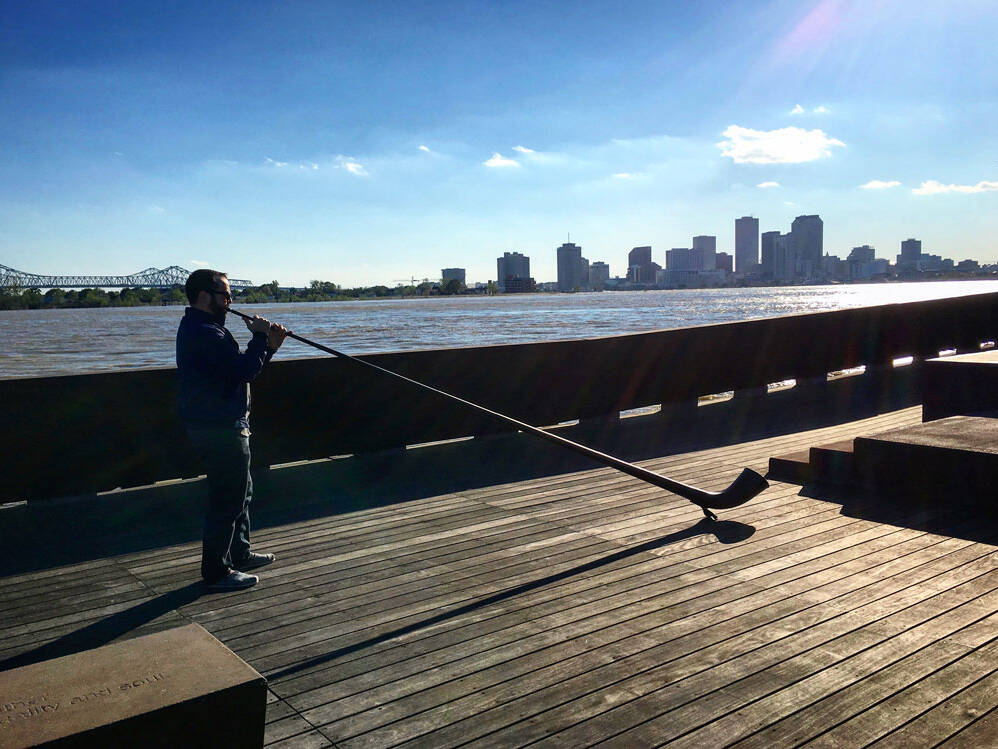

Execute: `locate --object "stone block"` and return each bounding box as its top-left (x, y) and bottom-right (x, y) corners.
top-left (0, 623), bottom-right (266, 748)
top-left (923, 350), bottom-right (998, 421)
top-left (853, 415), bottom-right (998, 511)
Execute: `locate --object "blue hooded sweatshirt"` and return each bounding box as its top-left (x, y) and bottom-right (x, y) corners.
top-left (176, 307), bottom-right (274, 429)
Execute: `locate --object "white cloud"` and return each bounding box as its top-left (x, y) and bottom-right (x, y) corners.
top-left (757, 181), bottom-right (780, 188)
top-left (790, 104), bottom-right (805, 115)
top-left (860, 180), bottom-right (901, 190)
top-left (913, 179), bottom-right (998, 195)
top-left (332, 156), bottom-right (368, 176)
top-left (612, 172), bottom-right (646, 180)
top-left (484, 152), bottom-right (520, 168)
top-left (191, 259), bottom-right (209, 267)
top-left (718, 125), bottom-right (845, 164)
top-left (149, 204), bottom-right (167, 213)
top-left (418, 145), bottom-right (431, 152)
top-left (814, 105), bottom-right (829, 114)
top-left (265, 157), bottom-right (289, 168)
top-left (512, 145), bottom-right (535, 153)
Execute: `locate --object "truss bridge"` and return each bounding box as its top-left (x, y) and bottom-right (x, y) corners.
top-left (0, 265), bottom-right (253, 290)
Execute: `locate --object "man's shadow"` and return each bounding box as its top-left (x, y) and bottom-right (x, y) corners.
top-left (0, 583), bottom-right (204, 672)
top-left (0, 518), bottom-right (754, 676)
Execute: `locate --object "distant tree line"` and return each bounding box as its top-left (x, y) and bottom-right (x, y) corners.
top-left (0, 277), bottom-right (471, 310)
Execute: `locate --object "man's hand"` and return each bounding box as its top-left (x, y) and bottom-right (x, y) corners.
top-left (244, 314), bottom-right (272, 335)
top-left (267, 323), bottom-right (290, 351)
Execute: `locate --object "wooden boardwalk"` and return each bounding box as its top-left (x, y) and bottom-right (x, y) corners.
top-left (4, 406), bottom-right (998, 747)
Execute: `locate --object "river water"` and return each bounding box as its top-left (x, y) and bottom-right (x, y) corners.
top-left (2, 280), bottom-right (996, 379)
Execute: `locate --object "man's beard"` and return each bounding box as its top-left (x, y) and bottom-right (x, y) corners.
top-left (209, 297), bottom-right (228, 321)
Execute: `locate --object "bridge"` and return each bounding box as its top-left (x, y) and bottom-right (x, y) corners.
top-left (0, 264), bottom-right (254, 290)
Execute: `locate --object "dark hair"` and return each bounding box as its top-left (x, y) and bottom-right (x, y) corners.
top-left (185, 269), bottom-right (227, 305)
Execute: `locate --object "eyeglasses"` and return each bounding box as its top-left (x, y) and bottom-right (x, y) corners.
top-left (209, 289), bottom-right (232, 301)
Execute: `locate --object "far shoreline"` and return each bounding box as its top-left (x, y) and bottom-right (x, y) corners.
top-left (1, 274), bottom-right (996, 311)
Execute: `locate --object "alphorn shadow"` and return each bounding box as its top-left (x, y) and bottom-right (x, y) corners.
top-left (264, 518), bottom-right (755, 682)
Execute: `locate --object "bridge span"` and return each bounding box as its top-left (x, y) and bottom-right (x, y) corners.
top-left (0, 264), bottom-right (253, 290)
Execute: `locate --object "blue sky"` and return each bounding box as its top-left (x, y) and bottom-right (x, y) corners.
top-left (1, 0), bottom-right (996, 287)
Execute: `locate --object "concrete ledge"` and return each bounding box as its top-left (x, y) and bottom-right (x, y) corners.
top-left (854, 415), bottom-right (998, 511)
top-left (0, 624), bottom-right (266, 748)
top-left (923, 350), bottom-right (998, 421)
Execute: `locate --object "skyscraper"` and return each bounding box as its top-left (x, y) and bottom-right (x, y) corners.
top-left (690, 235), bottom-right (717, 271)
top-left (626, 246), bottom-right (659, 283)
top-left (735, 216), bottom-right (759, 273)
top-left (760, 231), bottom-right (779, 278)
top-left (761, 231), bottom-right (796, 280)
top-left (556, 242), bottom-right (583, 291)
top-left (791, 215), bottom-right (823, 280)
top-left (773, 233), bottom-right (795, 281)
top-left (898, 238), bottom-right (922, 272)
top-left (666, 248), bottom-right (692, 271)
top-left (627, 246), bottom-right (652, 267)
top-left (497, 251), bottom-right (530, 291)
top-left (589, 261), bottom-right (610, 289)
top-left (441, 268), bottom-right (466, 285)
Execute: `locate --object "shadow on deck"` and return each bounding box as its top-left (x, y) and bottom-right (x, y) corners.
top-left (5, 405), bottom-right (998, 748)
top-left (2, 386), bottom-right (915, 578)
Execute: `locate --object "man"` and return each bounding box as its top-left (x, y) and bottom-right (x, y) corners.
top-left (177, 269), bottom-right (289, 592)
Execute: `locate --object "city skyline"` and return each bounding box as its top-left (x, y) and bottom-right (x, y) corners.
top-left (2, 1), bottom-right (996, 288)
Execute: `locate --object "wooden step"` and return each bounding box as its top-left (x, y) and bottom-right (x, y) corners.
top-left (809, 440), bottom-right (856, 485)
top-left (768, 439), bottom-right (858, 486)
top-left (766, 449), bottom-right (812, 484)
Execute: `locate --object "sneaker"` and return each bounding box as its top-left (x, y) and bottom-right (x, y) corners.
top-left (233, 552), bottom-right (276, 572)
top-left (205, 570), bottom-right (258, 592)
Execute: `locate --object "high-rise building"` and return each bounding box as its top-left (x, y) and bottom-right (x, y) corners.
top-left (556, 242), bottom-right (584, 291)
top-left (791, 215), bottom-right (823, 279)
top-left (847, 246), bottom-right (876, 264)
top-left (441, 268), bottom-right (466, 285)
top-left (760, 231), bottom-right (780, 278)
top-left (762, 231), bottom-right (795, 281)
top-left (667, 247), bottom-right (692, 271)
top-left (626, 245), bottom-right (658, 283)
top-left (628, 246), bottom-right (652, 267)
top-left (691, 235), bottom-right (717, 271)
top-left (497, 252), bottom-right (530, 291)
top-left (898, 238), bottom-right (922, 273)
top-left (716, 252), bottom-right (733, 273)
top-left (773, 233), bottom-right (795, 281)
top-left (589, 261), bottom-right (610, 289)
top-left (735, 216), bottom-right (759, 273)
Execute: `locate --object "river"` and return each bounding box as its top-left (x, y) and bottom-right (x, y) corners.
top-left (2, 280), bottom-right (996, 379)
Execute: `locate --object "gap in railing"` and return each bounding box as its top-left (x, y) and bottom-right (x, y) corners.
top-left (620, 404), bottom-right (661, 419)
top-left (893, 355), bottom-right (915, 367)
top-left (937, 349), bottom-right (957, 357)
top-left (541, 419), bottom-right (581, 429)
top-left (698, 391), bottom-right (734, 406)
top-left (767, 379), bottom-right (797, 392)
top-left (406, 436), bottom-right (475, 451)
top-left (828, 365), bottom-right (867, 380)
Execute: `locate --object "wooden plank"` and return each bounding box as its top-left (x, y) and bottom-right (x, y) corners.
top-left (441, 542), bottom-right (990, 749)
top-left (806, 630), bottom-right (998, 747)
top-left (584, 565), bottom-right (998, 748)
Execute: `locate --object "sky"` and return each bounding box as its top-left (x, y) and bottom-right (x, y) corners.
top-left (1, 0), bottom-right (996, 287)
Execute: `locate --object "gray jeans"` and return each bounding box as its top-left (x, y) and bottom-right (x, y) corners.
top-left (187, 428), bottom-right (253, 582)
